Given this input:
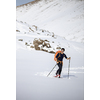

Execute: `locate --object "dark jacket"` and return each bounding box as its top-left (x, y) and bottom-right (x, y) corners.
top-left (56, 53), bottom-right (67, 61)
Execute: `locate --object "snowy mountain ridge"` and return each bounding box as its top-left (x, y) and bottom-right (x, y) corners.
top-left (16, 0), bottom-right (84, 42)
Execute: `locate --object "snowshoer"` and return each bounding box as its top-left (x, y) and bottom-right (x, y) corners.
top-left (54, 48), bottom-right (71, 78)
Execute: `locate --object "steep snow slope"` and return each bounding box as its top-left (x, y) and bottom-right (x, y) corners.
top-left (16, 20), bottom-right (84, 57)
top-left (16, 0), bottom-right (84, 42)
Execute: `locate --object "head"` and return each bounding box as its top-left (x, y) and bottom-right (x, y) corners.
top-left (61, 48), bottom-right (65, 54)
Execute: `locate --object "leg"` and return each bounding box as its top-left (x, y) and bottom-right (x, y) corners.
top-left (56, 63), bottom-right (62, 75)
top-left (56, 63), bottom-right (60, 75)
top-left (58, 63), bottom-right (62, 75)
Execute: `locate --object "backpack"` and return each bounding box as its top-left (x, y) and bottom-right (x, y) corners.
top-left (54, 51), bottom-right (61, 61)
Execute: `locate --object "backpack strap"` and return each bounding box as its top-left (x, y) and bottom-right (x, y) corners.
top-left (58, 53), bottom-right (65, 58)
top-left (57, 53), bottom-right (63, 64)
top-left (57, 53), bottom-right (65, 65)
top-left (58, 53), bottom-right (61, 59)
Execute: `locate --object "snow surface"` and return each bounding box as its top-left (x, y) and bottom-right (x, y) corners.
top-left (16, 20), bottom-right (84, 100)
top-left (16, 0), bottom-right (84, 42)
top-left (16, 0), bottom-right (84, 100)
top-left (16, 49), bottom-right (84, 100)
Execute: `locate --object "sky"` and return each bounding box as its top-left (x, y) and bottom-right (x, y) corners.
top-left (16, 0), bottom-right (35, 6)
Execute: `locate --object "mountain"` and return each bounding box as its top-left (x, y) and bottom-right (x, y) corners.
top-left (16, 0), bottom-right (84, 42)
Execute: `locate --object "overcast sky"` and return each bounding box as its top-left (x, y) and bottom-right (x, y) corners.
top-left (16, 0), bottom-right (35, 6)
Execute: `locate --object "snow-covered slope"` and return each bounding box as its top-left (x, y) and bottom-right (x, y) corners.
top-left (16, 20), bottom-right (84, 55)
top-left (16, 20), bottom-right (84, 100)
top-left (16, 0), bottom-right (84, 42)
top-left (16, 1), bottom-right (84, 100)
top-left (16, 49), bottom-right (84, 100)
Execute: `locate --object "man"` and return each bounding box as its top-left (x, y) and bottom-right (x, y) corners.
top-left (55, 48), bottom-right (71, 78)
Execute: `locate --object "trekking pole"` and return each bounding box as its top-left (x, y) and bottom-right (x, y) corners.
top-left (47, 64), bottom-right (57, 77)
top-left (68, 58), bottom-right (70, 79)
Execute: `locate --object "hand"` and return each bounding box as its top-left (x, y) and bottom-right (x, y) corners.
top-left (69, 57), bottom-right (71, 59)
top-left (56, 62), bottom-right (59, 64)
top-left (67, 57), bottom-right (71, 60)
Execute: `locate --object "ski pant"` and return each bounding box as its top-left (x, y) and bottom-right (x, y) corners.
top-left (56, 62), bottom-right (63, 75)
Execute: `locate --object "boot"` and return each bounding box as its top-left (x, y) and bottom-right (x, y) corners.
top-left (58, 75), bottom-right (60, 78)
top-left (54, 75), bottom-right (58, 77)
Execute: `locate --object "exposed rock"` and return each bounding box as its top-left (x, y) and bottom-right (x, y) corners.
top-left (29, 27), bottom-right (34, 32)
top-left (32, 25), bottom-right (37, 30)
top-left (18, 39), bottom-right (23, 41)
top-left (25, 42), bottom-right (30, 46)
top-left (56, 47), bottom-right (61, 49)
top-left (44, 40), bottom-right (49, 42)
top-left (49, 51), bottom-right (55, 54)
top-left (41, 49), bottom-right (48, 52)
top-left (16, 30), bottom-right (20, 32)
top-left (33, 38), bottom-right (44, 45)
top-left (33, 38), bottom-right (51, 48)
top-left (42, 42), bottom-right (51, 48)
top-left (33, 38), bottom-right (53, 52)
top-left (42, 30), bottom-right (44, 32)
top-left (52, 34), bottom-right (54, 37)
top-left (25, 42), bottom-right (28, 45)
top-left (34, 43), bottom-right (40, 50)
top-left (20, 21), bottom-right (23, 23)
top-left (30, 45), bottom-right (34, 48)
top-left (37, 33), bottom-right (40, 35)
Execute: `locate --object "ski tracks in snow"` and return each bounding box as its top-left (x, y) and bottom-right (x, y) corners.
top-left (34, 67), bottom-right (84, 79)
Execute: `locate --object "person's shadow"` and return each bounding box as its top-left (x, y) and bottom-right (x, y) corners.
top-left (62, 75), bottom-right (77, 78)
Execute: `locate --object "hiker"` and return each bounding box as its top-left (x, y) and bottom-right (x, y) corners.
top-left (54, 48), bottom-right (71, 78)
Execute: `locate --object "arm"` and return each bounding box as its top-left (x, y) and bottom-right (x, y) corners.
top-left (65, 54), bottom-right (71, 60)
